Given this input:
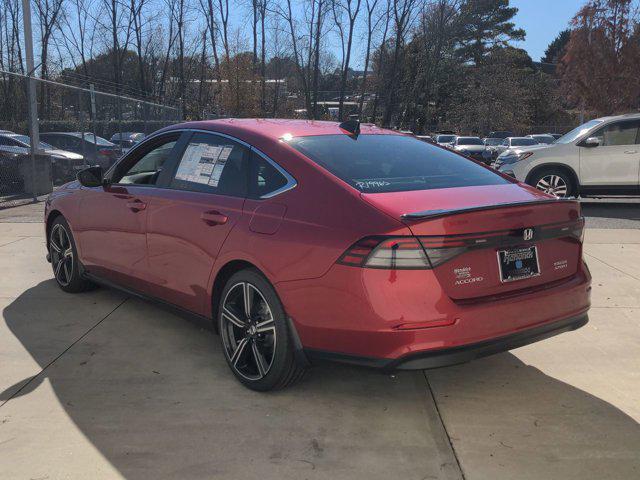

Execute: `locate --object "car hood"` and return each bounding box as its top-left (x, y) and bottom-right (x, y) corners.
top-left (500, 144), bottom-right (552, 157)
top-left (361, 183), bottom-right (551, 221)
top-left (45, 149), bottom-right (84, 160)
top-left (455, 145), bottom-right (486, 153)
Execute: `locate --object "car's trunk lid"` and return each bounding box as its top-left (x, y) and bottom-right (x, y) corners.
top-left (362, 185), bottom-right (584, 300)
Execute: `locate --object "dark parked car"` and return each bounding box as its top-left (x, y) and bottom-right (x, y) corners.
top-left (0, 133), bottom-right (85, 184)
top-left (416, 135), bottom-right (435, 143)
top-left (45, 119), bottom-right (590, 391)
top-left (493, 136), bottom-right (540, 157)
top-left (487, 130), bottom-right (514, 139)
top-left (0, 149), bottom-right (24, 195)
top-left (435, 134), bottom-right (457, 147)
top-left (451, 136), bottom-right (491, 163)
top-left (40, 132), bottom-right (120, 170)
top-left (110, 132), bottom-right (146, 151)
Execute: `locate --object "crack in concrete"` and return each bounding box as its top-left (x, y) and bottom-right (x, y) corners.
top-left (421, 372), bottom-right (466, 480)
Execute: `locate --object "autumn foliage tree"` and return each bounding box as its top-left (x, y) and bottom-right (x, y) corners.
top-left (560, 0), bottom-right (640, 115)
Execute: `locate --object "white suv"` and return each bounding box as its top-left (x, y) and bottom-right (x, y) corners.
top-left (493, 113), bottom-right (640, 197)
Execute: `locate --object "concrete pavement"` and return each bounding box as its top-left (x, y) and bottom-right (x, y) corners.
top-left (0, 215), bottom-right (639, 479)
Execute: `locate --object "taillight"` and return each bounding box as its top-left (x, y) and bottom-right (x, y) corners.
top-left (337, 236), bottom-right (465, 270)
top-left (98, 148), bottom-right (114, 156)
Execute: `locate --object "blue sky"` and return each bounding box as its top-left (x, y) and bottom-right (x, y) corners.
top-left (511, 0), bottom-right (583, 61)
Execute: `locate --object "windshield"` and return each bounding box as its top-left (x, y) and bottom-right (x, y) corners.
top-left (531, 135), bottom-right (555, 144)
top-left (484, 138), bottom-right (502, 146)
top-left (436, 135), bottom-right (456, 143)
top-left (511, 138), bottom-right (538, 146)
top-left (288, 134), bottom-right (509, 194)
top-left (555, 119), bottom-right (603, 144)
top-left (457, 138), bottom-right (483, 146)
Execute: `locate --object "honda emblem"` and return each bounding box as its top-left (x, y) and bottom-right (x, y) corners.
top-left (523, 228), bottom-right (534, 241)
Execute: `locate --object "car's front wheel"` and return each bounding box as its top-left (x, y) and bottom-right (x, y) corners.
top-left (529, 168), bottom-right (576, 198)
top-left (218, 269), bottom-right (306, 391)
top-left (49, 216), bottom-right (95, 293)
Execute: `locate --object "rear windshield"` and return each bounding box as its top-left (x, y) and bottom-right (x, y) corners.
top-left (288, 134), bottom-right (510, 193)
top-left (436, 135), bottom-right (456, 143)
top-left (79, 133), bottom-right (113, 146)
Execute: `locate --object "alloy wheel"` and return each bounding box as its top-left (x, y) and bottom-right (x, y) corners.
top-left (220, 282), bottom-right (277, 381)
top-left (50, 224), bottom-right (74, 287)
top-left (535, 174), bottom-right (568, 197)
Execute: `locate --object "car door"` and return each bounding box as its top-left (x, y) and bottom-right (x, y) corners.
top-left (144, 131), bottom-right (248, 315)
top-left (579, 119), bottom-right (640, 188)
top-left (74, 132), bottom-right (184, 290)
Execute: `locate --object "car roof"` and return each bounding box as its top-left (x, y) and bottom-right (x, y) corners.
top-left (456, 136), bottom-right (482, 140)
top-left (162, 119), bottom-right (399, 142)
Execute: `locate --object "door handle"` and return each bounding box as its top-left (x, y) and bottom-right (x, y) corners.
top-left (201, 211), bottom-right (228, 226)
top-left (126, 200), bottom-right (147, 211)
top-left (624, 150), bottom-right (638, 154)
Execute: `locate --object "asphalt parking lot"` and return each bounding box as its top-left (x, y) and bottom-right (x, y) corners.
top-left (1, 200), bottom-right (639, 480)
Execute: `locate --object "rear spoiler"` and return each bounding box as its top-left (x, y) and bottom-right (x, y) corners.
top-left (401, 198), bottom-right (579, 221)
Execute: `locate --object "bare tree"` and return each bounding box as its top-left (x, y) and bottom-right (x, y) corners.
top-left (274, 0), bottom-right (312, 116)
top-left (257, 0), bottom-right (268, 113)
top-left (333, 0), bottom-right (361, 119)
top-left (381, 0), bottom-right (416, 126)
top-left (370, 0), bottom-right (390, 121)
top-left (34, 0), bottom-right (65, 115)
top-left (357, 0), bottom-right (381, 116)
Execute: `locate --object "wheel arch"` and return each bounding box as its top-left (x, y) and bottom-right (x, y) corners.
top-left (210, 259), bottom-right (263, 332)
top-left (45, 209), bottom-right (64, 252)
top-left (525, 163), bottom-right (580, 192)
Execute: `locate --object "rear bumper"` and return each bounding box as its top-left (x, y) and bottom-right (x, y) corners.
top-left (305, 313), bottom-right (588, 370)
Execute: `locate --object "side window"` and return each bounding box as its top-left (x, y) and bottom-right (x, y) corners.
top-left (116, 138), bottom-right (177, 185)
top-left (0, 137), bottom-right (11, 145)
top-left (249, 152), bottom-right (289, 198)
top-left (169, 133), bottom-right (247, 197)
top-left (592, 121), bottom-right (640, 146)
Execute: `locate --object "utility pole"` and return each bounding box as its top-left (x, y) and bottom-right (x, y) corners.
top-left (21, 0), bottom-right (42, 200)
top-left (22, 0), bottom-right (40, 201)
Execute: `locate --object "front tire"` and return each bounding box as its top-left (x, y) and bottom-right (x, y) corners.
top-left (217, 269), bottom-right (306, 391)
top-left (49, 216), bottom-right (95, 293)
top-left (529, 168), bottom-right (576, 198)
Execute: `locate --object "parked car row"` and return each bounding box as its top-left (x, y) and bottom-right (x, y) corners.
top-left (0, 130), bottom-right (146, 189)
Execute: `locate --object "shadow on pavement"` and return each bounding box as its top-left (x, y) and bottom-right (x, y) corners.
top-left (2, 280), bottom-right (640, 479)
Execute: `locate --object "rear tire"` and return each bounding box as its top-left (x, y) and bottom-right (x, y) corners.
top-left (49, 216), bottom-right (95, 293)
top-left (528, 168), bottom-right (576, 198)
top-left (217, 269), bottom-right (306, 391)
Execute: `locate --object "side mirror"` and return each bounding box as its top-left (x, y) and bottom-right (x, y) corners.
top-left (583, 136), bottom-right (601, 148)
top-left (77, 166), bottom-right (104, 187)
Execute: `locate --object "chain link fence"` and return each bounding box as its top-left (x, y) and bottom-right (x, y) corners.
top-left (0, 70), bottom-right (180, 209)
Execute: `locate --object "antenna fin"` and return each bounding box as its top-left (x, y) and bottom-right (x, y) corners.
top-left (339, 119), bottom-right (360, 138)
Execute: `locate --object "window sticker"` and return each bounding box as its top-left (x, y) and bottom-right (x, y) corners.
top-left (175, 143), bottom-right (235, 186)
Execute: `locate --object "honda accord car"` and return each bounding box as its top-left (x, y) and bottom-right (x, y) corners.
top-left (44, 119), bottom-right (591, 391)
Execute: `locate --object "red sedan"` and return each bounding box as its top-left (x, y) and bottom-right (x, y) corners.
top-left (44, 119), bottom-right (591, 391)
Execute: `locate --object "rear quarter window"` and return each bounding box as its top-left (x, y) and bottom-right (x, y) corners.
top-left (288, 134), bottom-right (509, 193)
